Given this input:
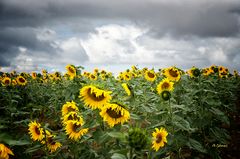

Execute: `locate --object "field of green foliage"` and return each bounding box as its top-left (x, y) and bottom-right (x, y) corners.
top-left (0, 65), bottom-right (239, 159)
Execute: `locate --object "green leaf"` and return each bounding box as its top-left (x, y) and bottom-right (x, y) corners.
top-left (111, 153), bottom-right (127, 159)
top-left (107, 132), bottom-right (127, 141)
top-left (187, 138), bottom-right (207, 153)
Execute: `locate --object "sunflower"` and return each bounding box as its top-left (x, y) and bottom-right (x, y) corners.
top-left (61, 101), bottom-right (79, 116)
top-left (89, 74), bottom-right (97, 80)
top-left (66, 64), bottom-right (76, 79)
top-left (79, 85), bottom-right (112, 110)
top-left (187, 67), bottom-right (200, 78)
top-left (1, 77), bottom-right (11, 86)
top-left (145, 70), bottom-right (156, 82)
top-left (0, 144), bottom-right (14, 159)
top-left (99, 103), bottom-right (130, 127)
top-left (121, 83), bottom-right (131, 96)
top-left (156, 78), bottom-right (174, 94)
top-left (62, 112), bottom-right (83, 125)
top-left (28, 121), bottom-right (44, 141)
top-left (16, 75), bottom-right (27, 86)
top-left (41, 131), bottom-right (62, 153)
top-left (11, 79), bottom-right (17, 86)
top-left (123, 72), bottom-right (132, 81)
top-left (65, 120), bottom-right (88, 141)
top-left (31, 72), bottom-right (37, 79)
top-left (152, 127), bottom-right (168, 151)
top-left (163, 67), bottom-right (181, 82)
top-left (234, 70), bottom-right (239, 77)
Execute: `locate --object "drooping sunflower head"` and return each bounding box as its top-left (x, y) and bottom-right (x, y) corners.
top-left (145, 70), bottom-right (156, 82)
top-left (152, 127), bottom-right (168, 151)
top-left (187, 67), bottom-right (201, 78)
top-left (61, 101), bottom-right (79, 116)
top-left (163, 67), bottom-right (181, 82)
top-left (0, 144), bottom-right (14, 159)
top-left (65, 120), bottom-right (88, 141)
top-left (128, 127), bottom-right (148, 151)
top-left (28, 121), bottom-right (44, 141)
top-left (16, 75), bottom-right (27, 86)
top-left (62, 112), bottom-right (83, 125)
top-left (121, 83), bottom-right (132, 96)
top-left (1, 77), bottom-right (11, 86)
top-left (161, 90), bottom-right (171, 101)
top-left (156, 78), bottom-right (174, 94)
top-left (79, 85), bottom-right (112, 110)
top-left (66, 64), bottom-right (76, 79)
top-left (99, 103), bottom-right (130, 127)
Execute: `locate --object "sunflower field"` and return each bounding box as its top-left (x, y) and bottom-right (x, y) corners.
top-left (0, 65), bottom-right (239, 159)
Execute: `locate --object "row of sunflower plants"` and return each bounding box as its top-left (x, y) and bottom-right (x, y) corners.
top-left (0, 65), bottom-right (239, 159)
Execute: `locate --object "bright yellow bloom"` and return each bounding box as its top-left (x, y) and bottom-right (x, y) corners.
top-left (121, 83), bottom-right (131, 96)
top-left (122, 72), bottom-right (132, 81)
top-left (66, 64), bottom-right (76, 79)
top-left (163, 67), bottom-right (181, 82)
top-left (79, 85), bottom-right (112, 110)
top-left (31, 72), bottom-right (37, 79)
top-left (0, 144), bottom-right (14, 159)
top-left (62, 112), bottom-right (83, 125)
top-left (1, 77), bottom-right (11, 86)
top-left (152, 127), bottom-right (168, 151)
top-left (28, 121), bottom-right (44, 141)
top-left (16, 75), bottom-right (27, 86)
top-left (65, 120), bottom-right (88, 141)
top-left (41, 131), bottom-right (62, 153)
top-left (61, 101), bottom-right (79, 116)
top-left (145, 70), bottom-right (156, 82)
top-left (89, 74), bottom-right (97, 80)
top-left (99, 103), bottom-right (130, 127)
top-left (156, 78), bottom-right (174, 94)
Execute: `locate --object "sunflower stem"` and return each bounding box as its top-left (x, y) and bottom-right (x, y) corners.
top-left (129, 147), bottom-right (133, 159)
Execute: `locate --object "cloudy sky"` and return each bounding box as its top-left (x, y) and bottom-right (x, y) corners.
top-left (1, 0), bottom-right (240, 74)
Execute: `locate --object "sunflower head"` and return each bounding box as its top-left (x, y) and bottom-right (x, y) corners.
top-left (152, 127), bottom-right (168, 151)
top-left (128, 128), bottom-right (148, 151)
top-left (62, 112), bottom-right (83, 125)
top-left (65, 120), bottom-right (88, 141)
top-left (79, 85), bottom-right (112, 110)
top-left (16, 75), bottom-right (27, 86)
top-left (121, 83), bottom-right (132, 96)
top-left (100, 103), bottom-right (130, 127)
top-left (163, 67), bottom-right (181, 82)
top-left (32, 72), bottom-right (37, 79)
top-left (123, 72), bottom-right (132, 81)
top-left (145, 70), bottom-right (156, 82)
top-left (0, 144), bottom-right (14, 158)
top-left (66, 64), bottom-right (76, 79)
top-left (90, 74), bottom-right (97, 80)
top-left (28, 121), bottom-right (44, 141)
top-left (1, 77), bottom-right (11, 86)
top-left (61, 101), bottom-right (79, 116)
top-left (156, 78), bottom-right (174, 94)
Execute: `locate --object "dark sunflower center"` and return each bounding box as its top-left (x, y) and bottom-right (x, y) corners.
top-left (87, 88), bottom-right (105, 101)
top-left (34, 126), bottom-right (41, 135)
top-left (125, 75), bottom-right (130, 79)
top-left (169, 69), bottom-right (178, 77)
top-left (68, 67), bottom-right (75, 74)
top-left (147, 72), bottom-right (155, 78)
top-left (161, 82), bottom-right (170, 89)
top-left (73, 123), bottom-right (81, 132)
top-left (156, 134), bottom-right (162, 143)
top-left (91, 75), bottom-right (95, 79)
top-left (19, 77), bottom-right (25, 83)
top-left (67, 107), bottom-right (76, 113)
top-left (67, 114), bottom-right (79, 120)
top-left (5, 79), bottom-right (10, 84)
top-left (106, 108), bottom-right (122, 119)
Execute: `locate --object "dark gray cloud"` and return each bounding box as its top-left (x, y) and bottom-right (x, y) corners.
top-left (1, 0), bottom-right (240, 70)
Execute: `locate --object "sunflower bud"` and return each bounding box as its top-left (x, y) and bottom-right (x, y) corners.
top-left (161, 91), bottom-right (171, 101)
top-left (128, 128), bottom-right (148, 151)
top-left (192, 68), bottom-right (200, 77)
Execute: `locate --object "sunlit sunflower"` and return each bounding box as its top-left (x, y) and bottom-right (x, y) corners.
top-left (234, 70), bottom-right (239, 77)
top-left (31, 72), bottom-right (37, 79)
top-left (89, 74), bottom-right (97, 80)
top-left (156, 78), bottom-right (174, 94)
top-left (163, 67), bottom-right (181, 81)
top-left (11, 79), bottom-right (17, 86)
top-left (66, 64), bottom-right (76, 79)
top-left (16, 75), bottom-right (27, 86)
top-left (1, 77), bottom-right (11, 86)
top-left (28, 121), bottom-right (44, 141)
top-left (99, 103), bottom-right (130, 127)
top-left (0, 144), bottom-right (14, 159)
top-left (61, 101), bottom-right (79, 116)
top-left (121, 83), bottom-right (131, 96)
top-left (65, 120), bottom-right (88, 141)
top-left (62, 112), bottom-right (83, 125)
top-left (145, 70), bottom-right (156, 82)
top-left (41, 131), bottom-right (62, 153)
top-left (123, 72), bottom-right (132, 81)
top-left (152, 127), bottom-right (168, 151)
top-left (79, 85), bottom-right (112, 110)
